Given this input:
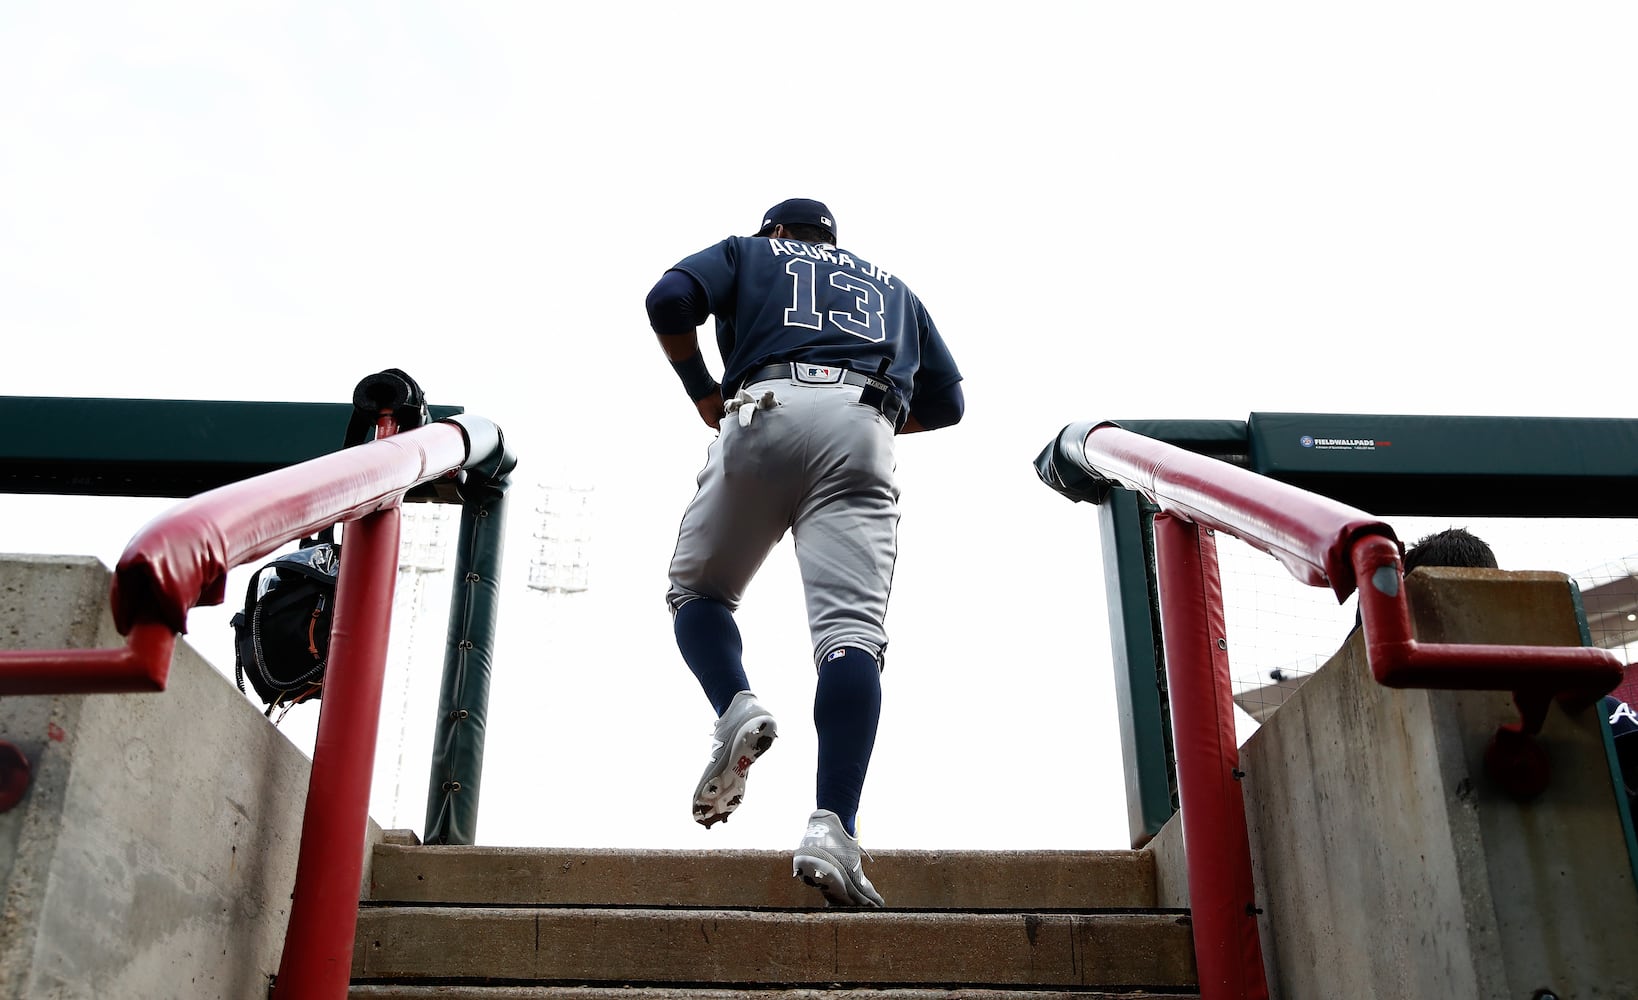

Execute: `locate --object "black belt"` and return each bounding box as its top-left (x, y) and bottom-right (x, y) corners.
top-left (736, 362), bottom-right (906, 430)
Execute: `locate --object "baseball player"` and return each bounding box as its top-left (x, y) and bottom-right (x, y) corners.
top-left (1608, 695), bottom-right (1637, 818)
top-left (646, 198), bottom-right (964, 906)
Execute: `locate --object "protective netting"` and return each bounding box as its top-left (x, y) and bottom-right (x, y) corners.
top-left (1220, 515), bottom-right (1638, 730)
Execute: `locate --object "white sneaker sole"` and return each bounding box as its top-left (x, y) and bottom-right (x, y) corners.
top-left (793, 848), bottom-right (883, 907)
top-left (692, 714), bottom-right (776, 827)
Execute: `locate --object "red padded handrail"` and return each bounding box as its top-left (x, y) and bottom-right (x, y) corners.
top-left (0, 417), bottom-right (484, 1000)
top-left (109, 421), bottom-right (471, 636)
top-left (1077, 421), bottom-right (1627, 1000)
top-left (0, 622), bottom-right (176, 694)
top-left (0, 422), bottom-right (471, 695)
top-left (1350, 533), bottom-right (1622, 695)
top-left (1081, 422), bottom-right (1624, 696)
top-left (1152, 513), bottom-right (1269, 1000)
top-left (1084, 423), bottom-right (1391, 600)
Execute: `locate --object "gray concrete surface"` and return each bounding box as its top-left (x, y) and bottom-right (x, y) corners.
top-left (347, 989), bottom-right (1201, 1000)
top-left (367, 840), bottom-right (1161, 910)
top-left (1143, 810), bottom-right (1188, 910)
top-left (352, 906), bottom-right (1197, 989)
top-left (12, 556), bottom-right (1635, 998)
top-left (359, 839), bottom-right (1193, 993)
top-left (0, 554), bottom-right (382, 1000)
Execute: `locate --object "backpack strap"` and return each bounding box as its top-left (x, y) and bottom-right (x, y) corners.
top-left (272, 541), bottom-right (341, 587)
top-left (299, 525), bottom-right (338, 549)
top-left (230, 562), bottom-right (273, 700)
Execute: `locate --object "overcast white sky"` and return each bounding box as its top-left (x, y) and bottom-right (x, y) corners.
top-left (2, 3), bottom-right (1636, 853)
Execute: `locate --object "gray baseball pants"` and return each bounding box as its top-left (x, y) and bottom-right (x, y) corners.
top-left (666, 374), bottom-right (900, 667)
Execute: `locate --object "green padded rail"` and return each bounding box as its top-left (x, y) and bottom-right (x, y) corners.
top-left (0, 396), bottom-right (465, 500)
top-left (1248, 412), bottom-right (1638, 516)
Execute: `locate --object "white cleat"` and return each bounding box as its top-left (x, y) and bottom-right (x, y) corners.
top-left (792, 808), bottom-right (884, 907)
top-left (692, 691), bottom-right (777, 828)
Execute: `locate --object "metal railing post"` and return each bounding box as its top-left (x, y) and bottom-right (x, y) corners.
top-left (270, 504), bottom-right (402, 998)
top-left (1153, 513), bottom-right (1270, 1000)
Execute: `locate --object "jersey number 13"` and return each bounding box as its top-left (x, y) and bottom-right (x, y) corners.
top-left (782, 259), bottom-right (887, 344)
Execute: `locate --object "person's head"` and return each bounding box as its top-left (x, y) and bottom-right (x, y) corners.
top-left (1403, 527), bottom-right (1499, 575)
top-left (754, 198), bottom-right (836, 244)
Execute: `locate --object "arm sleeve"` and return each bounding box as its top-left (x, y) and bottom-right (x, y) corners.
top-left (908, 380), bottom-right (964, 431)
top-left (646, 269), bottom-right (710, 336)
top-left (905, 295), bottom-right (963, 430)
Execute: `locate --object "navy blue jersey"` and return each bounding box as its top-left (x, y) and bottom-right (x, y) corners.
top-left (1609, 696), bottom-right (1637, 793)
top-left (669, 236), bottom-right (962, 408)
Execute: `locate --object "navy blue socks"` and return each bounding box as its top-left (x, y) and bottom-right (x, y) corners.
top-left (677, 605), bottom-right (881, 838)
top-left (813, 646), bottom-right (882, 837)
top-left (674, 598), bottom-right (751, 716)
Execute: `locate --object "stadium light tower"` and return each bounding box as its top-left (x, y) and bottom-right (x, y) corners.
top-left (528, 482), bottom-right (594, 594)
top-left (376, 502), bottom-right (457, 828)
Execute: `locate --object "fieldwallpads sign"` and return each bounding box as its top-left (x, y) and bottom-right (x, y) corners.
top-left (1300, 434), bottom-right (1392, 451)
top-left (1237, 412), bottom-right (1638, 516)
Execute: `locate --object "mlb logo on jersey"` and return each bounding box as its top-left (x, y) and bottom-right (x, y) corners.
top-left (795, 365), bottom-right (844, 385)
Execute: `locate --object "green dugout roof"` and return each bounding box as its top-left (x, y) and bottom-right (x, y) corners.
top-left (1106, 413), bottom-right (1638, 517)
top-left (0, 396), bottom-right (466, 501)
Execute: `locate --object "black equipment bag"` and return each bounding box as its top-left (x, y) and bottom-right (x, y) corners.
top-left (230, 528), bottom-right (341, 713)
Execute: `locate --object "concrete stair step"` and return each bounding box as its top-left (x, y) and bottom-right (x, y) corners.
top-left (367, 844), bottom-right (1160, 911)
top-left (349, 988), bottom-right (1200, 999)
top-left (350, 906), bottom-right (1196, 990)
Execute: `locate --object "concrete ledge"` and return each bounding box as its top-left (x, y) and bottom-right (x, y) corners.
top-left (0, 554), bottom-right (381, 999)
top-left (1240, 568), bottom-right (1638, 999)
top-left (1141, 809), bottom-right (1188, 910)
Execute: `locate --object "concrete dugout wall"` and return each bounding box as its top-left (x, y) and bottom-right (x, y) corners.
top-left (1148, 568), bottom-right (1638, 999)
top-left (0, 555), bottom-right (380, 1000)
